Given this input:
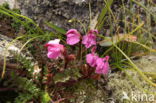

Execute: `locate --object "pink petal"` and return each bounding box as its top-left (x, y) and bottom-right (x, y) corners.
top-left (66, 35), bottom-right (80, 45)
top-left (86, 53), bottom-right (98, 67)
top-left (95, 56), bottom-right (110, 75)
top-left (66, 29), bottom-right (81, 45)
top-left (47, 51), bottom-right (60, 59)
top-left (48, 39), bottom-right (60, 44)
top-left (102, 62), bottom-right (110, 74)
top-left (82, 30), bottom-right (97, 48)
top-left (45, 39), bottom-right (65, 59)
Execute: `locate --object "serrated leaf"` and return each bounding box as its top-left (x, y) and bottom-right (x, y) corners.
top-left (53, 68), bottom-right (82, 83)
top-left (53, 72), bottom-right (70, 84)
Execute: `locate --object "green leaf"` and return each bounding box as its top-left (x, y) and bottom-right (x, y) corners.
top-left (53, 72), bottom-right (71, 83)
top-left (41, 92), bottom-right (51, 103)
top-left (53, 68), bottom-right (82, 83)
top-left (96, 0), bottom-right (114, 31)
top-left (99, 37), bottom-right (113, 47)
top-left (99, 34), bottom-right (137, 47)
top-left (45, 22), bottom-right (66, 34)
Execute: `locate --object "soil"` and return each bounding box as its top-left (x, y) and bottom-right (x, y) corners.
top-left (0, 17), bottom-right (16, 38)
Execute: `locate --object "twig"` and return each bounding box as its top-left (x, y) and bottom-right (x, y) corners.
top-left (0, 60), bottom-right (19, 69)
top-left (0, 88), bottom-right (16, 91)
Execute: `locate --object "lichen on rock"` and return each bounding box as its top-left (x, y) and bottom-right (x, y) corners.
top-left (0, 34), bottom-right (37, 68)
top-left (17, 0), bottom-right (104, 32)
top-left (0, 0), bottom-right (19, 9)
top-left (0, 34), bottom-right (21, 60)
top-left (108, 55), bottom-right (156, 103)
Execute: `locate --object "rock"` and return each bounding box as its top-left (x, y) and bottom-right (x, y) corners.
top-left (0, 0), bottom-right (19, 9)
top-left (0, 34), bottom-right (21, 60)
top-left (108, 55), bottom-right (156, 103)
top-left (0, 34), bottom-right (41, 77)
top-left (0, 34), bottom-right (37, 65)
top-left (17, 0), bottom-right (104, 33)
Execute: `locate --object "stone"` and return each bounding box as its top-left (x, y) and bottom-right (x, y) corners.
top-left (108, 55), bottom-right (156, 103)
top-left (17, 0), bottom-right (104, 33)
top-left (0, 34), bottom-right (20, 60)
top-left (0, 34), bottom-right (36, 64)
top-left (0, 0), bottom-right (19, 9)
top-left (0, 34), bottom-right (41, 77)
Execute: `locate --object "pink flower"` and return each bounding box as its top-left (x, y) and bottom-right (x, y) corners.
top-left (82, 30), bottom-right (98, 48)
top-left (95, 56), bottom-right (110, 75)
top-left (45, 39), bottom-right (65, 59)
top-left (86, 53), bottom-right (98, 67)
top-left (66, 29), bottom-right (81, 45)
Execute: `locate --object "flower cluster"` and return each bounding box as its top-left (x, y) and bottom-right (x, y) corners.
top-left (45, 29), bottom-right (110, 75)
top-left (86, 51), bottom-right (110, 75)
top-left (45, 39), bottom-right (65, 59)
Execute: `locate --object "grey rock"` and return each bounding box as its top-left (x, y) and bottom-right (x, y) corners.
top-left (0, 34), bottom-right (41, 76)
top-left (108, 55), bottom-right (156, 103)
top-left (0, 0), bottom-right (19, 9)
top-left (17, 0), bottom-right (104, 33)
top-left (0, 34), bottom-right (20, 60)
top-left (0, 34), bottom-right (35, 64)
